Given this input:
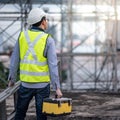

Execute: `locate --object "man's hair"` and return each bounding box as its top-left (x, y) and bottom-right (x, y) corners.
top-left (32, 16), bottom-right (46, 27)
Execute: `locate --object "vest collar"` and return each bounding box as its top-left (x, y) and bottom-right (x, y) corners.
top-left (30, 26), bottom-right (45, 32)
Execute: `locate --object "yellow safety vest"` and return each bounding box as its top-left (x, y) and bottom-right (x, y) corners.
top-left (19, 30), bottom-right (50, 83)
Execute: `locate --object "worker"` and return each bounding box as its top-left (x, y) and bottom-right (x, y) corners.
top-left (8, 8), bottom-right (63, 120)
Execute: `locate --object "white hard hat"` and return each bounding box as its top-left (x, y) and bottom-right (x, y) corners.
top-left (27, 8), bottom-right (47, 25)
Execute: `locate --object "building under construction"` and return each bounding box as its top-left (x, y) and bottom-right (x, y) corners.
top-left (1, 0), bottom-right (120, 120)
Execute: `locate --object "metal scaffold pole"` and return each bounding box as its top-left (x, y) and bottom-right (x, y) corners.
top-left (112, 0), bottom-right (118, 92)
top-left (20, 0), bottom-right (32, 31)
top-left (20, 0), bottom-right (24, 31)
top-left (94, 0), bottom-right (98, 90)
top-left (67, 0), bottom-right (73, 90)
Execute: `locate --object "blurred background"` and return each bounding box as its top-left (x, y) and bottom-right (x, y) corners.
top-left (0, 0), bottom-right (120, 92)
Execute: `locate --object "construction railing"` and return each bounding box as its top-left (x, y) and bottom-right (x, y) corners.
top-left (0, 81), bottom-right (20, 120)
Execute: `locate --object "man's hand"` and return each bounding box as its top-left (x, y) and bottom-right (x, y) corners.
top-left (56, 88), bottom-right (63, 98)
top-left (8, 80), bottom-right (15, 87)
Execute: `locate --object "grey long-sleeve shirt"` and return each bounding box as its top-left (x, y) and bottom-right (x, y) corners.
top-left (8, 27), bottom-right (60, 90)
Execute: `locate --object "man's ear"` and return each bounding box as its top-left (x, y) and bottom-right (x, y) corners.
top-left (41, 20), bottom-right (45, 25)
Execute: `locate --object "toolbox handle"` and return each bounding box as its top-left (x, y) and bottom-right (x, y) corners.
top-left (55, 94), bottom-right (58, 98)
top-left (55, 94), bottom-right (62, 99)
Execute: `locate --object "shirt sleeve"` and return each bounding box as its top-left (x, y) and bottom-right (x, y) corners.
top-left (44, 36), bottom-right (60, 90)
top-left (8, 40), bottom-right (20, 82)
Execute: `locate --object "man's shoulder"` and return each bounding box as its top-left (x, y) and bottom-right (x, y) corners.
top-left (47, 34), bottom-right (54, 42)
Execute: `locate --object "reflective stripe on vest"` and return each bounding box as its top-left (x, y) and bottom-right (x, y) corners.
top-left (20, 59), bottom-right (47, 66)
top-left (20, 70), bottom-right (49, 76)
top-left (20, 30), bottom-right (47, 65)
top-left (19, 30), bottom-right (50, 83)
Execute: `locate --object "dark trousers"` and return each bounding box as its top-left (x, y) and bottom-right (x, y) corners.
top-left (14, 84), bottom-right (50, 120)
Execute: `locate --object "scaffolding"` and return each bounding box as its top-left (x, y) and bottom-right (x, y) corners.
top-left (0, 0), bottom-right (120, 92)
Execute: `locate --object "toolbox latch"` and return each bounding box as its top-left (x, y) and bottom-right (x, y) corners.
top-left (68, 99), bottom-right (72, 106)
top-left (58, 101), bottom-right (61, 107)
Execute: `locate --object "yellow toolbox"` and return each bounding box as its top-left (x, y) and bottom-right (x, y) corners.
top-left (42, 98), bottom-right (72, 116)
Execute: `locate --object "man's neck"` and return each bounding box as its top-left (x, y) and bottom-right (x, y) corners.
top-left (39, 25), bottom-right (45, 30)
